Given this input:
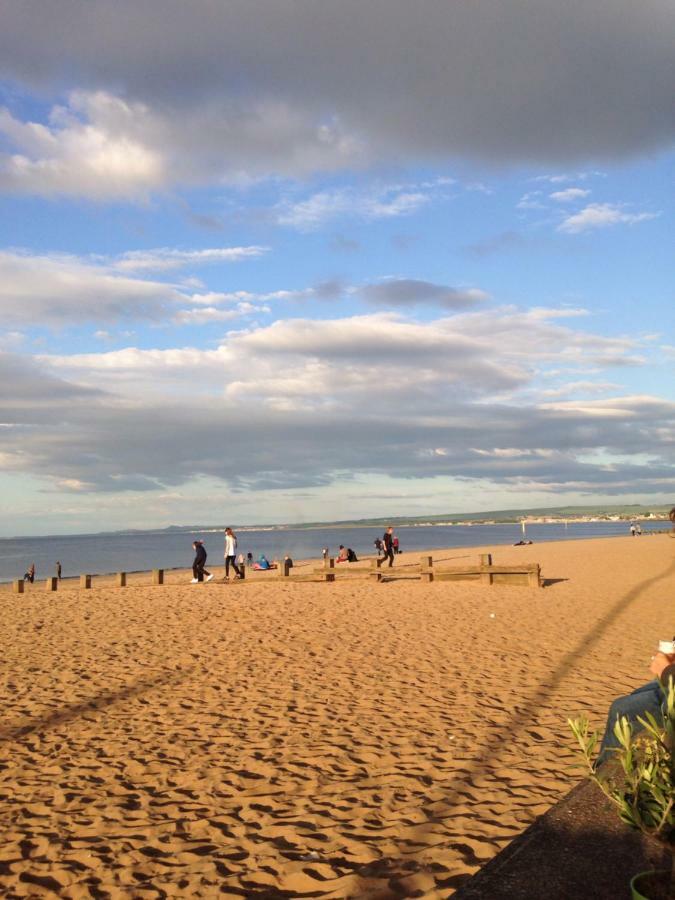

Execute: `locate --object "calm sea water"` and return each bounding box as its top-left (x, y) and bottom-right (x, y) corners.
top-left (0, 521), bottom-right (664, 583)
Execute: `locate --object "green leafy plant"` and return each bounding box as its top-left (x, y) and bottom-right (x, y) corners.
top-left (569, 679), bottom-right (675, 897)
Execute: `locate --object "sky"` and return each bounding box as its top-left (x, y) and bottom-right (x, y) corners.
top-left (0, 0), bottom-right (674, 536)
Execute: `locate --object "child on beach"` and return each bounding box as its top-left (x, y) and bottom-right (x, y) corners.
top-left (191, 541), bottom-right (213, 583)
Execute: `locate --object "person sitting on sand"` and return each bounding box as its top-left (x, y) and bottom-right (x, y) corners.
top-left (596, 640), bottom-right (675, 767)
top-left (336, 545), bottom-right (349, 563)
top-left (253, 554), bottom-right (276, 570)
top-left (347, 548), bottom-right (358, 562)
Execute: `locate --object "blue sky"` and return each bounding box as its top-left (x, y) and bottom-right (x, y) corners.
top-left (0, 1), bottom-right (673, 536)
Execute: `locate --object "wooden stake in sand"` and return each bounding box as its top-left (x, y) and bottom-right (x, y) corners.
top-left (46, 577), bottom-right (58, 592)
top-left (152, 569), bottom-right (164, 585)
top-left (480, 553), bottom-right (493, 585)
top-left (80, 574), bottom-right (92, 589)
top-left (322, 557), bottom-right (336, 583)
top-left (116, 572), bottom-right (127, 587)
top-left (420, 555), bottom-right (434, 583)
top-left (12, 579), bottom-right (24, 594)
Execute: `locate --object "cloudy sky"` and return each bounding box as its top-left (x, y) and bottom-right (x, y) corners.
top-left (1, 1), bottom-right (674, 536)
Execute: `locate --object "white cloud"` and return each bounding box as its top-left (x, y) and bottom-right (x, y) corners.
top-left (550, 187), bottom-right (591, 202)
top-left (41, 307), bottom-right (646, 406)
top-left (517, 191), bottom-right (545, 210)
top-left (275, 184), bottom-right (431, 230)
top-left (112, 246), bottom-right (268, 272)
top-left (0, 91), bottom-right (367, 198)
top-left (0, 93), bottom-right (165, 199)
top-left (0, 248), bottom-right (268, 325)
top-left (1, 300), bottom-right (671, 499)
top-left (174, 302), bottom-right (269, 324)
top-left (558, 203), bottom-right (659, 234)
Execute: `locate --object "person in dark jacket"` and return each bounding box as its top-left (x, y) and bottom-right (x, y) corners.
top-left (596, 641), bottom-right (675, 766)
top-left (191, 541), bottom-right (213, 583)
top-left (381, 527), bottom-right (395, 568)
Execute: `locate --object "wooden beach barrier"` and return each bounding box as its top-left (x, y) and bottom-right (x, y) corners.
top-left (46, 576), bottom-right (58, 592)
top-left (13, 579), bottom-right (24, 594)
top-left (116, 572), bottom-right (127, 587)
top-left (152, 568), bottom-right (164, 585)
top-left (436, 552), bottom-right (541, 587)
top-left (80, 574), bottom-right (92, 589)
top-left (370, 553), bottom-right (540, 587)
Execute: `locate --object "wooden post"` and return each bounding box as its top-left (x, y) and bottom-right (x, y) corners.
top-left (152, 569), bottom-right (164, 585)
top-left (528, 565), bottom-right (541, 588)
top-left (420, 555), bottom-right (434, 583)
top-left (323, 557), bottom-right (335, 582)
top-left (279, 559), bottom-right (291, 578)
top-left (238, 565), bottom-right (245, 580)
top-left (370, 557), bottom-right (383, 582)
top-left (13, 579), bottom-right (24, 594)
top-left (116, 572), bottom-right (127, 587)
top-left (46, 576), bottom-right (58, 592)
top-left (80, 574), bottom-right (92, 589)
top-left (479, 554), bottom-right (493, 585)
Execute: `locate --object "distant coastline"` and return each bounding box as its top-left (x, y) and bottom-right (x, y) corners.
top-left (2, 502), bottom-right (671, 542)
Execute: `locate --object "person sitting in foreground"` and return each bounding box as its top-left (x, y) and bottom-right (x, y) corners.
top-left (347, 547), bottom-right (358, 562)
top-left (336, 545), bottom-right (349, 563)
top-left (596, 639), bottom-right (675, 767)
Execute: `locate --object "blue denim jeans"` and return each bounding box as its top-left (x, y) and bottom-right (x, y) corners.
top-left (596, 679), bottom-right (664, 766)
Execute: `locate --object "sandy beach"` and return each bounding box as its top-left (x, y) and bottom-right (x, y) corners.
top-left (1, 535), bottom-right (673, 898)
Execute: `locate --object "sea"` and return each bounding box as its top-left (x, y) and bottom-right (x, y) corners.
top-left (0, 520), bottom-right (665, 583)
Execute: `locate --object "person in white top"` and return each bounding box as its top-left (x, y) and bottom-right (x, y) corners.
top-left (223, 527), bottom-right (243, 580)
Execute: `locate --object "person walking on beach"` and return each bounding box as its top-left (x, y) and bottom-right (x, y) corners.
top-left (55, 561), bottom-right (62, 581)
top-left (374, 537), bottom-right (383, 556)
top-left (25, 563), bottom-right (36, 583)
top-left (223, 527), bottom-right (243, 580)
top-left (191, 540), bottom-right (213, 583)
top-left (393, 536), bottom-right (400, 555)
top-left (382, 527), bottom-right (395, 568)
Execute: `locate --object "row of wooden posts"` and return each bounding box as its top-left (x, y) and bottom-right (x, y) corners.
top-left (12, 553), bottom-right (541, 593)
top-left (12, 569), bottom-right (166, 594)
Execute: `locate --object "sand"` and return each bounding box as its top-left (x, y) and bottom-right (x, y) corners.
top-left (0, 535), bottom-right (673, 898)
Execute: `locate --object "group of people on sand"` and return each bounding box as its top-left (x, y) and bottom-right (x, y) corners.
top-left (190, 529), bottom-right (293, 582)
top-left (373, 527), bottom-right (399, 566)
top-left (322, 527), bottom-right (399, 568)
